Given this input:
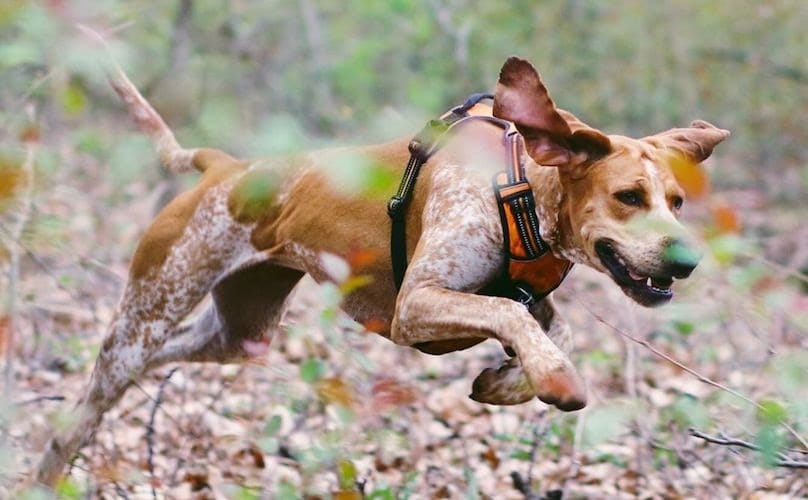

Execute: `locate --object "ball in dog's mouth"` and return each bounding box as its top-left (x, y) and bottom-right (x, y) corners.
top-left (594, 239), bottom-right (674, 307)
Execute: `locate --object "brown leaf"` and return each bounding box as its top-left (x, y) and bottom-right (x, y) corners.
top-left (711, 201), bottom-right (741, 233)
top-left (0, 315), bottom-right (8, 356)
top-left (183, 468), bottom-right (210, 492)
top-left (346, 246), bottom-right (382, 272)
top-left (316, 377), bottom-right (355, 408)
top-left (361, 317), bottom-right (388, 333)
top-left (480, 446), bottom-right (500, 469)
top-left (333, 490), bottom-right (362, 500)
top-left (234, 443), bottom-right (266, 469)
top-left (19, 125), bottom-right (40, 143)
top-left (669, 153), bottom-right (710, 199)
top-left (371, 378), bottom-right (418, 413)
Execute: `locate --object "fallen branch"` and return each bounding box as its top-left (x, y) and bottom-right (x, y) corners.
top-left (146, 367), bottom-right (178, 500)
top-left (575, 297), bottom-right (808, 451)
top-left (688, 428), bottom-right (808, 469)
top-left (510, 471), bottom-right (541, 500)
top-left (15, 395), bottom-right (65, 406)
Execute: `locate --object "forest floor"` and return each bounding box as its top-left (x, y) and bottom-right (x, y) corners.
top-left (1, 169), bottom-right (806, 499)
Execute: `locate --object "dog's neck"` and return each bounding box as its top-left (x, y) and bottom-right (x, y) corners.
top-left (524, 162), bottom-right (579, 263)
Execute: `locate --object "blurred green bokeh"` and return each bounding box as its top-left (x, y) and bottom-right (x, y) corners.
top-left (1, 0), bottom-right (805, 199)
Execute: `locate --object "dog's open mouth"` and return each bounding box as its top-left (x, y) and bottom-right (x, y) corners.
top-left (594, 239), bottom-right (674, 306)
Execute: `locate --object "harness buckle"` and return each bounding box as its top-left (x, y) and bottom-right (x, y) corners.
top-left (387, 196), bottom-right (405, 220)
top-left (512, 282), bottom-right (537, 308)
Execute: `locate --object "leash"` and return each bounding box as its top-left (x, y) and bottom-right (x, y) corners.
top-left (387, 93), bottom-right (572, 307)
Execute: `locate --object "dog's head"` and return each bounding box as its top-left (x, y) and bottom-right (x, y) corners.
top-left (494, 57), bottom-right (730, 306)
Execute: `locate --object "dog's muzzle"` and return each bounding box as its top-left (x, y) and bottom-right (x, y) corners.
top-left (594, 238), bottom-right (700, 307)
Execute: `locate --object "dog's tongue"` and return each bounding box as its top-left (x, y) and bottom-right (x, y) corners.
top-left (627, 268), bottom-right (646, 281)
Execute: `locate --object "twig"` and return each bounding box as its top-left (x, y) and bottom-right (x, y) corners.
top-left (2, 127), bottom-right (36, 395)
top-left (0, 221), bottom-right (101, 319)
top-left (15, 395), bottom-right (65, 406)
top-left (511, 416), bottom-right (549, 500)
top-left (575, 297), bottom-right (808, 451)
top-left (510, 470), bottom-right (541, 500)
top-left (688, 428), bottom-right (808, 469)
top-left (561, 410), bottom-right (586, 498)
top-left (146, 367), bottom-right (178, 500)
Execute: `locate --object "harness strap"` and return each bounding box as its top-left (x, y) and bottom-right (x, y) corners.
top-left (388, 94), bottom-right (573, 306)
top-left (493, 134), bottom-right (573, 306)
top-left (388, 93), bottom-right (498, 290)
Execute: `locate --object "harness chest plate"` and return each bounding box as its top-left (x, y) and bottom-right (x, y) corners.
top-left (389, 94), bottom-right (573, 306)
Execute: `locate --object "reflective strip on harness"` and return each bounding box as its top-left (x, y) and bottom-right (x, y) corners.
top-left (493, 136), bottom-right (574, 303)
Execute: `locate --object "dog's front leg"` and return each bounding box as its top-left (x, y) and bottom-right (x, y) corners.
top-left (531, 296), bottom-right (573, 354)
top-left (392, 285), bottom-right (585, 411)
top-left (470, 295), bottom-right (579, 406)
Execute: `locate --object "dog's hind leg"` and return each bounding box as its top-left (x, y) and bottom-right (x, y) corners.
top-left (35, 184), bottom-right (255, 486)
top-left (146, 262), bottom-right (305, 367)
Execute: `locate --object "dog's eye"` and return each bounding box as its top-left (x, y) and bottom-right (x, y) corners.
top-left (614, 190), bottom-right (642, 207)
top-left (672, 196), bottom-right (684, 210)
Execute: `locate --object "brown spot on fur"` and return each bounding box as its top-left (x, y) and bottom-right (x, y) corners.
top-left (129, 149), bottom-right (247, 279)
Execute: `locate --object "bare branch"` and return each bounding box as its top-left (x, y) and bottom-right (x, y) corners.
top-left (575, 297), bottom-right (808, 451)
top-left (146, 367), bottom-right (178, 499)
top-left (689, 428), bottom-right (808, 469)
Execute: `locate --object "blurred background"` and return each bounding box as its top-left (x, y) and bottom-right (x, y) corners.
top-left (0, 1), bottom-right (806, 497)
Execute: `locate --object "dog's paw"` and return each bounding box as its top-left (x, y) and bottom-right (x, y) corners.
top-left (532, 363), bottom-right (587, 411)
top-left (469, 357), bottom-right (534, 405)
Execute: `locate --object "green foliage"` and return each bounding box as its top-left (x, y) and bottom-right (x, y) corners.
top-left (54, 477), bottom-right (83, 500)
top-left (582, 402), bottom-right (634, 448)
top-left (667, 395), bottom-right (710, 429)
top-left (299, 357), bottom-right (325, 383)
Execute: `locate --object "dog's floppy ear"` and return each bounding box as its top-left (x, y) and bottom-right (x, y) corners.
top-left (493, 57), bottom-right (611, 166)
top-left (644, 120), bottom-right (730, 163)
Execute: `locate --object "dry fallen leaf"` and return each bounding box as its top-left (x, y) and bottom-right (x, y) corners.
top-left (669, 152), bottom-right (710, 199)
top-left (371, 377), bottom-right (418, 413)
top-left (711, 201), bottom-right (741, 233)
top-left (316, 377), bottom-right (355, 408)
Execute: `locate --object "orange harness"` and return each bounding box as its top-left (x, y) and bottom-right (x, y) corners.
top-left (489, 132), bottom-right (573, 305)
top-left (388, 94), bottom-right (573, 306)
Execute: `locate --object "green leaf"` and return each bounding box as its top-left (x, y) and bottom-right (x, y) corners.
top-left (61, 83), bottom-right (87, 115)
top-left (755, 424), bottom-right (783, 467)
top-left (55, 477), bottom-right (82, 500)
top-left (275, 481), bottom-right (301, 500)
top-left (673, 320), bottom-right (695, 336)
top-left (264, 414), bottom-right (282, 436)
top-left (582, 403), bottom-right (632, 447)
top-left (510, 449), bottom-right (532, 461)
top-left (367, 486), bottom-right (395, 500)
top-left (300, 357), bottom-right (325, 383)
top-left (234, 486), bottom-right (261, 500)
top-left (336, 458), bottom-right (357, 490)
top-left (757, 399), bottom-right (787, 426)
top-left (669, 395), bottom-right (710, 428)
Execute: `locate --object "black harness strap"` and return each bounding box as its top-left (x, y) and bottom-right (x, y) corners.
top-left (388, 93), bottom-right (496, 290)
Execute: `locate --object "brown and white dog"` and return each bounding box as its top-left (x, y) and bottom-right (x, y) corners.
top-left (35, 56), bottom-right (729, 485)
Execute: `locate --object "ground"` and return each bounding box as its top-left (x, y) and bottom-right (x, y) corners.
top-left (2, 183), bottom-right (806, 497)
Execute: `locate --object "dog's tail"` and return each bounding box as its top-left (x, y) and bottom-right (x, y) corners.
top-left (79, 25), bottom-right (202, 174)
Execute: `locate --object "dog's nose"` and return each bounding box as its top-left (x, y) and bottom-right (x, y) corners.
top-left (662, 238), bottom-right (701, 278)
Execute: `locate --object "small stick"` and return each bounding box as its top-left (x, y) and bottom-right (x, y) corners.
top-left (575, 297), bottom-right (808, 451)
top-left (146, 368), bottom-right (178, 500)
top-left (688, 428), bottom-right (808, 469)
